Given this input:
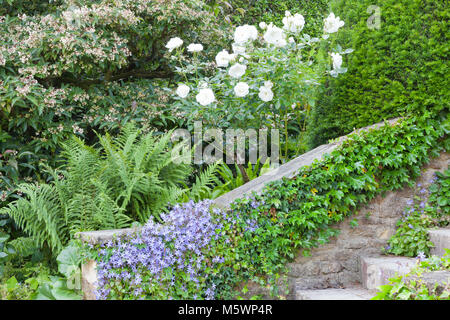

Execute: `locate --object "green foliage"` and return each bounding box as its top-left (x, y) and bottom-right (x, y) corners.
top-left (89, 115), bottom-right (448, 299)
top-left (211, 0), bottom-right (329, 36)
top-left (429, 168), bottom-right (450, 216)
top-left (385, 166), bottom-right (450, 257)
top-left (0, 0), bottom-right (62, 16)
top-left (1, 124), bottom-right (221, 254)
top-left (220, 115), bottom-right (447, 297)
top-left (211, 158), bottom-right (272, 198)
top-left (0, 0), bottom-right (228, 207)
top-left (373, 250), bottom-right (450, 300)
top-left (307, 0), bottom-right (449, 147)
top-left (0, 243), bottom-right (82, 300)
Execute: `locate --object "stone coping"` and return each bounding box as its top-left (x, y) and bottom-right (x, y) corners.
top-left (76, 117), bottom-right (402, 245)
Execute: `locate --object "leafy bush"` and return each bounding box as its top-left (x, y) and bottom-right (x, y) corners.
top-left (0, 0), bottom-right (227, 206)
top-left (384, 167), bottom-right (450, 257)
top-left (429, 168), bottom-right (450, 216)
top-left (1, 124), bottom-right (221, 254)
top-left (1, 244), bottom-right (82, 300)
top-left (307, 0), bottom-right (449, 147)
top-left (373, 250), bottom-right (450, 300)
top-left (211, 0), bottom-right (329, 36)
top-left (88, 114), bottom-right (448, 299)
top-left (170, 11), bottom-right (351, 160)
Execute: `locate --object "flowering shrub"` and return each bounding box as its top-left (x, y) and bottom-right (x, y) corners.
top-left (91, 200), bottom-right (258, 300)
top-left (168, 11), bottom-right (352, 160)
top-left (0, 0), bottom-right (227, 206)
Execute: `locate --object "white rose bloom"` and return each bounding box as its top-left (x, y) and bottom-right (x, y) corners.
top-left (187, 43), bottom-right (203, 53)
top-left (234, 24), bottom-right (258, 44)
top-left (289, 37), bottom-right (295, 44)
top-left (264, 80), bottom-right (273, 89)
top-left (263, 24), bottom-right (287, 47)
top-left (165, 37), bottom-right (183, 52)
top-left (282, 13), bottom-right (305, 33)
top-left (234, 82), bottom-right (249, 97)
top-left (199, 81), bottom-right (209, 89)
top-left (285, 11), bottom-right (291, 17)
top-left (196, 88), bottom-right (215, 106)
top-left (259, 22), bottom-right (267, 30)
top-left (258, 86), bottom-right (274, 102)
top-left (176, 84), bottom-right (190, 98)
top-left (323, 13), bottom-right (345, 34)
top-left (232, 43), bottom-right (246, 55)
top-left (215, 50), bottom-right (232, 67)
top-left (330, 52), bottom-right (343, 70)
top-left (228, 63), bottom-right (247, 78)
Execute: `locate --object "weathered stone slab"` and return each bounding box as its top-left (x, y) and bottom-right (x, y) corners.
top-left (296, 287), bottom-right (375, 300)
top-left (361, 256), bottom-right (418, 290)
top-left (408, 271), bottom-right (450, 296)
top-left (81, 259), bottom-right (98, 300)
top-left (75, 226), bottom-right (141, 245)
top-left (428, 229), bottom-right (450, 257)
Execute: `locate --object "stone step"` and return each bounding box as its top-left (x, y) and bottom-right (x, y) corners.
top-left (296, 286), bottom-right (376, 300)
top-left (428, 228), bottom-right (450, 257)
top-left (360, 256), bottom-right (418, 290)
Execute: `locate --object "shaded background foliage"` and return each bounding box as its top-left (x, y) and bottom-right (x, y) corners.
top-left (210, 0), bottom-right (329, 36)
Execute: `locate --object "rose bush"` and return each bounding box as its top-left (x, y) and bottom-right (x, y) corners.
top-left (169, 11), bottom-right (352, 160)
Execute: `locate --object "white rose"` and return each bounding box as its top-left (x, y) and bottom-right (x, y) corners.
top-left (234, 82), bottom-right (249, 97)
top-left (196, 88), bottom-right (215, 106)
top-left (264, 80), bottom-right (273, 89)
top-left (330, 52), bottom-right (343, 70)
top-left (199, 81), bottom-right (209, 89)
top-left (259, 22), bottom-right (267, 30)
top-left (215, 50), bottom-right (232, 67)
top-left (176, 84), bottom-right (190, 98)
top-left (258, 86), bottom-right (274, 102)
top-left (165, 37), bottom-right (183, 52)
top-left (187, 43), bottom-right (203, 53)
top-left (282, 13), bottom-right (305, 33)
top-left (234, 25), bottom-right (258, 44)
top-left (228, 63), bottom-right (247, 78)
top-left (232, 43), bottom-right (246, 55)
top-left (289, 37), bottom-right (295, 44)
top-left (263, 24), bottom-right (287, 47)
top-left (324, 13), bottom-right (345, 34)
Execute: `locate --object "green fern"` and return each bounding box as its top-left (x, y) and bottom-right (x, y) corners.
top-left (1, 123), bottom-right (223, 254)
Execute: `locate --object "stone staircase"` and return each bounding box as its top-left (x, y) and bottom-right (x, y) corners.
top-left (285, 151), bottom-right (450, 300)
top-left (295, 228), bottom-right (450, 300)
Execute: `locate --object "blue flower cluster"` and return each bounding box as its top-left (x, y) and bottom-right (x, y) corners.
top-left (94, 200), bottom-right (242, 300)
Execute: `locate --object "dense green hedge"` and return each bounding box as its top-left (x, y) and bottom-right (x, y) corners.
top-left (307, 0), bottom-right (449, 147)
